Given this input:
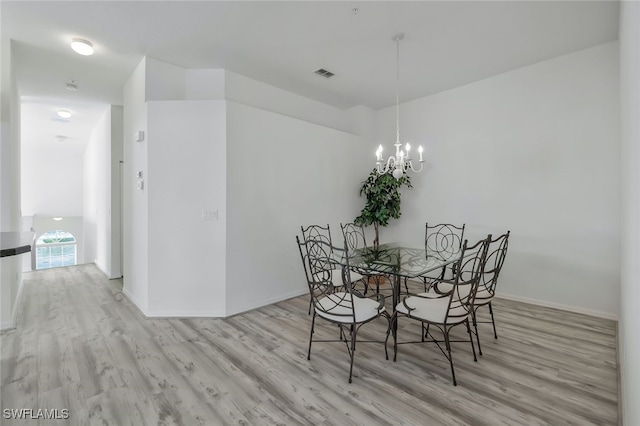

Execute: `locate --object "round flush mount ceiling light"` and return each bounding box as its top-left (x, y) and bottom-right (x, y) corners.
top-left (70, 38), bottom-right (94, 56)
top-left (57, 109), bottom-right (72, 119)
top-left (53, 217), bottom-right (63, 221)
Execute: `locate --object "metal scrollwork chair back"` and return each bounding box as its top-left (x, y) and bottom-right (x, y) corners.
top-left (340, 222), bottom-right (387, 294)
top-left (300, 224), bottom-right (364, 313)
top-left (393, 235), bottom-right (490, 386)
top-left (296, 236), bottom-right (391, 383)
top-left (415, 223), bottom-right (466, 293)
top-left (470, 231), bottom-right (510, 355)
top-left (301, 224), bottom-right (333, 248)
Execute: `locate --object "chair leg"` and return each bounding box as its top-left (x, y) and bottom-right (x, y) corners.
top-left (362, 277), bottom-right (369, 295)
top-left (472, 309), bottom-right (482, 356)
top-left (348, 326), bottom-right (358, 383)
top-left (383, 314), bottom-right (391, 361)
top-left (489, 302), bottom-right (498, 339)
top-left (392, 314), bottom-right (399, 362)
top-left (422, 323), bottom-right (430, 342)
top-left (466, 318), bottom-right (478, 362)
top-left (307, 314), bottom-right (316, 360)
top-left (443, 328), bottom-right (457, 386)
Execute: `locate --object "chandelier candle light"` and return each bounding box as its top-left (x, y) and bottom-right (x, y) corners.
top-left (376, 33), bottom-right (424, 180)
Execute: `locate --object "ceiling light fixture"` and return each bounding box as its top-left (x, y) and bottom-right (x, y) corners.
top-left (53, 217), bottom-right (63, 221)
top-left (375, 33), bottom-right (424, 180)
top-left (70, 38), bottom-right (94, 56)
top-left (56, 110), bottom-right (72, 119)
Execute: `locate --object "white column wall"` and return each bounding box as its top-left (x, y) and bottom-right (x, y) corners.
top-left (122, 59), bottom-right (149, 312)
top-left (147, 100), bottom-right (227, 316)
top-left (0, 39), bottom-right (24, 330)
top-left (619, 2), bottom-right (640, 424)
top-left (225, 101), bottom-right (369, 316)
top-left (82, 124), bottom-right (98, 265)
top-left (375, 42), bottom-right (620, 318)
top-left (82, 106), bottom-right (122, 278)
top-left (110, 106), bottom-right (123, 279)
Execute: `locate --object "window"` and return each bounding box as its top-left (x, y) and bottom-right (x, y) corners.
top-left (36, 230), bottom-right (77, 270)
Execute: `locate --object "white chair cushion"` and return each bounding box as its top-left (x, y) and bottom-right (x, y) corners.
top-left (473, 287), bottom-right (494, 305)
top-left (316, 293), bottom-right (385, 323)
top-left (395, 294), bottom-right (469, 325)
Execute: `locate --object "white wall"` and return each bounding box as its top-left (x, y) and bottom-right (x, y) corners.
top-left (0, 39), bottom-right (25, 330)
top-left (123, 56), bottom-right (372, 317)
top-left (376, 42), bottom-right (620, 318)
top-left (83, 120), bottom-right (98, 265)
top-left (225, 101), bottom-right (369, 315)
top-left (110, 106), bottom-right (123, 279)
top-left (82, 105), bottom-right (123, 279)
top-left (225, 70), bottom-right (353, 133)
top-left (146, 57), bottom-right (186, 101)
top-left (147, 100), bottom-right (227, 316)
top-left (123, 59), bottom-right (149, 312)
top-left (619, 2), bottom-right (640, 424)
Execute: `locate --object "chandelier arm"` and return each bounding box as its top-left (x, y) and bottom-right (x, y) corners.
top-left (408, 161), bottom-right (424, 173)
top-left (377, 157), bottom-right (395, 174)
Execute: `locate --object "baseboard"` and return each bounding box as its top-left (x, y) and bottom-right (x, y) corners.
top-left (225, 288), bottom-right (308, 318)
top-left (94, 260), bottom-right (121, 280)
top-left (616, 322), bottom-right (623, 426)
top-left (121, 286), bottom-right (150, 318)
top-left (0, 321), bottom-right (15, 331)
top-left (145, 309), bottom-right (226, 318)
top-left (121, 286), bottom-right (226, 318)
top-left (496, 292), bottom-right (619, 321)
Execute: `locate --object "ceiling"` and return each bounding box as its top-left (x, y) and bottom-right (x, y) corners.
top-left (0, 1), bottom-right (620, 214)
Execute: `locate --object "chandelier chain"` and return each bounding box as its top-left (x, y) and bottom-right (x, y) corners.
top-left (396, 35), bottom-right (400, 145)
top-left (375, 32), bottom-right (425, 179)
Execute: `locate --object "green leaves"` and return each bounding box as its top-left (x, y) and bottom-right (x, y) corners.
top-left (354, 168), bottom-right (412, 229)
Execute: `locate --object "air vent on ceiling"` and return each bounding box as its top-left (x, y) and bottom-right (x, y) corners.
top-left (314, 68), bottom-right (335, 79)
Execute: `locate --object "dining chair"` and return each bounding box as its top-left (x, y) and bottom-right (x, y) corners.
top-left (296, 235), bottom-right (391, 383)
top-left (301, 224), bottom-right (365, 313)
top-left (470, 231), bottom-right (510, 355)
top-left (340, 222), bottom-right (389, 294)
top-left (418, 223), bottom-right (466, 292)
top-left (392, 236), bottom-right (489, 386)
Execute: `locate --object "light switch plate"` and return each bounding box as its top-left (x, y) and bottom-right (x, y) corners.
top-left (202, 210), bottom-right (218, 221)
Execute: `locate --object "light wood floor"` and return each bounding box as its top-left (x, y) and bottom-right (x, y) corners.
top-left (1, 264), bottom-right (618, 425)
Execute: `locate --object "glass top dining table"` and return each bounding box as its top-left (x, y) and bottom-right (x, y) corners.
top-left (345, 243), bottom-right (463, 309)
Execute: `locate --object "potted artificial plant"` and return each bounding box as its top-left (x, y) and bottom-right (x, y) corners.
top-left (354, 168), bottom-right (412, 249)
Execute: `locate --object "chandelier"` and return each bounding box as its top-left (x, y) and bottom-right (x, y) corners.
top-left (375, 33), bottom-right (424, 180)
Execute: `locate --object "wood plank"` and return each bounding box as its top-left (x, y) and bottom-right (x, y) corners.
top-left (1, 264), bottom-right (619, 425)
